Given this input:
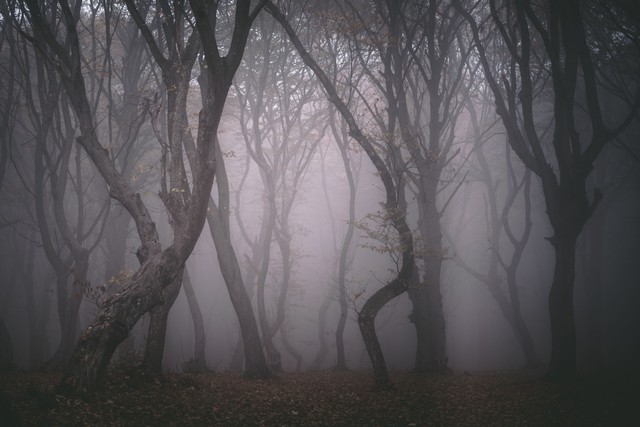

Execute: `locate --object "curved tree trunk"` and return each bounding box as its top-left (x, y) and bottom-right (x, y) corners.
top-left (59, 248), bottom-right (183, 393)
top-left (358, 257), bottom-right (413, 390)
top-left (206, 203), bottom-right (271, 377)
top-left (328, 107), bottom-right (356, 372)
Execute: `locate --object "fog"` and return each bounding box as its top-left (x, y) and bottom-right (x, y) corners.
top-left (0, 0), bottom-right (639, 389)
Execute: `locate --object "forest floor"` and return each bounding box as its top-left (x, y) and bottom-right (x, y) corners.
top-left (0, 368), bottom-right (636, 426)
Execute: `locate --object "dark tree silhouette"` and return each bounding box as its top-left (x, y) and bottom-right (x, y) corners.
top-left (12, 0), bottom-right (264, 392)
top-left (455, 0), bottom-right (640, 379)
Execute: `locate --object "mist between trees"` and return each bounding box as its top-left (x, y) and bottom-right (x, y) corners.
top-left (0, 0), bottom-right (638, 393)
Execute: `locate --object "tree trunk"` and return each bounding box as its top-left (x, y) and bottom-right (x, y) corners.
top-left (182, 269), bottom-right (207, 372)
top-left (46, 250), bottom-right (89, 371)
top-left (143, 269), bottom-right (183, 374)
top-left (547, 234), bottom-right (578, 379)
top-left (581, 192), bottom-right (607, 371)
top-left (206, 203), bottom-right (270, 377)
top-left (358, 257), bottom-right (413, 390)
top-left (254, 191), bottom-right (282, 372)
top-left (59, 248), bottom-right (182, 393)
top-left (202, 129), bottom-right (270, 378)
top-left (410, 184), bottom-right (448, 373)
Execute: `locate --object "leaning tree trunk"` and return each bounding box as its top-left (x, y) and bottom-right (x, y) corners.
top-left (206, 200), bottom-right (271, 377)
top-left (59, 248), bottom-right (183, 393)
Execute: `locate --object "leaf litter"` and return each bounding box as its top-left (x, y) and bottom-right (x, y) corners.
top-left (0, 369), bottom-right (636, 426)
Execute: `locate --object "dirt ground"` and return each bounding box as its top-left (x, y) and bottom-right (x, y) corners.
top-left (0, 369), bottom-right (636, 426)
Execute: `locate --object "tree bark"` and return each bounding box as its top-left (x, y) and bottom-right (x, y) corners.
top-left (547, 234), bottom-right (578, 379)
top-left (204, 142), bottom-right (270, 378)
top-left (59, 248), bottom-right (183, 393)
top-left (182, 269), bottom-right (207, 372)
top-left (143, 269), bottom-right (183, 374)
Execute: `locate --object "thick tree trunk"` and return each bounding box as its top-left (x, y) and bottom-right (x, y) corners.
top-left (103, 209), bottom-right (136, 356)
top-left (410, 186), bottom-right (448, 373)
top-left (59, 248), bottom-right (182, 393)
top-left (143, 269), bottom-right (183, 374)
top-left (547, 235), bottom-right (578, 379)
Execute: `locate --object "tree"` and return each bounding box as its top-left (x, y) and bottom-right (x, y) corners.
top-left (449, 95), bottom-right (539, 368)
top-left (351, 0), bottom-right (472, 374)
top-left (455, 0), bottom-right (640, 378)
top-left (12, 0), bottom-right (264, 392)
top-left (266, 0), bottom-right (415, 389)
